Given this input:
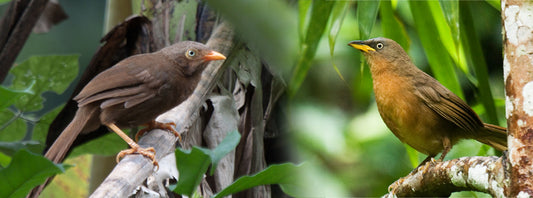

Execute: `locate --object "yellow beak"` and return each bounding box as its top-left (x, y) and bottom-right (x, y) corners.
top-left (348, 41), bottom-right (376, 53)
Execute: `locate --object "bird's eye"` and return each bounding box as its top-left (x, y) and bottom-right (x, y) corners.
top-left (186, 49), bottom-right (196, 58)
top-left (376, 43), bottom-right (384, 49)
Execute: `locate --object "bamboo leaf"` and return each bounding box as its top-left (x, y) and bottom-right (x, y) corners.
top-left (380, 0), bottom-right (410, 50)
top-left (328, 1), bottom-right (350, 84)
top-left (289, 0), bottom-right (334, 97)
top-left (357, 0), bottom-right (380, 39)
top-left (409, 0), bottom-right (464, 98)
top-left (460, 2), bottom-right (499, 124)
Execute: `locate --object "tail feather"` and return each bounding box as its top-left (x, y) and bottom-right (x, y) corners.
top-left (45, 106), bottom-right (96, 163)
top-left (477, 123), bottom-right (508, 151)
top-left (28, 106), bottom-right (97, 198)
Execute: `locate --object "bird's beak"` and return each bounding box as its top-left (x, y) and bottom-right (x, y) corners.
top-left (203, 50), bottom-right (226, 61)
top-left (348, 41), bottom-right (376, 53)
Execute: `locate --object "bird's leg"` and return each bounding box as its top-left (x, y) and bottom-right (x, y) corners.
top-left (439, 137), bottom-right (452, 161)
top-left (135, 120), bottom-right (181, 142)
top-left (106, 123), bottom-right (158, 167)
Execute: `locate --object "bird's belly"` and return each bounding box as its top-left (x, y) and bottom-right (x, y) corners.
top-left (374, 78), bottom-right (448, 156)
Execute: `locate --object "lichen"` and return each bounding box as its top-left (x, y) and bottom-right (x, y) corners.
top-left (522, 82), bottom-right (533, 116)
top-left (468, 164), bottom-right (489, 190)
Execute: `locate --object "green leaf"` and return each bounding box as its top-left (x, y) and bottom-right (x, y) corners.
top-left (327, 1), bottom-right (350, 84)
top-left (32, 105), bottom-right (63, 144)
top-left (289, 0), bottom-right (334, 97)
top-left (0, 83), bottom-right (34, 110)
top-left (357, 0), bottom-right (380, 39)
top-left (173, 131), bottom-right (241, 196)
top-left (409, 0), bottom-right (464, 98)
top-left (380, 0), bottom-right (410, 50)
top-left (437, 0), bottom-right (472, 81)
top-left (298, 0), bottom-right (312, 43)
top-left (485, 0), bottom-right (501, 12)
top-left (459, 2), bottom-right (499, 124)
top-left (0, 141), bottom-right (41, 157)
top-left (0, 110), bottom-right (27, 141)
top-left (208, 130), bottom-right (241, 175)
top-left (9, 55), bottom-right (79, 111)
top-left (174, 147), bottom-right (212, 196)
top-left (213, 163), bottom-right (301, 198)
top-left (0, 149), bottom-right (68, 198)
top-left (0, 0), bottom-right (11, 4)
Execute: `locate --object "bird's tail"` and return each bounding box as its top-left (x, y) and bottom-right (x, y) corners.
top-left (28, 106), bottom-right (97, 198)
top-left (477, 123), bottom-right (508, 151)
top-left (45, 106), bottom-right (96, 163)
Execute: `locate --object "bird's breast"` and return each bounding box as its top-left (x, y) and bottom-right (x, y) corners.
top-left (372, 73), bottom-right (447, 155)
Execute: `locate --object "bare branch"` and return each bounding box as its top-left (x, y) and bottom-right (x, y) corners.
top-left (90, 22), bottom-right (234, 198)
top-left (383, 156), bottom-right (507, 197)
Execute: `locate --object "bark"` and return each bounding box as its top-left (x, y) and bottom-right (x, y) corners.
top-left (502, 0), bottom-right (533, 196)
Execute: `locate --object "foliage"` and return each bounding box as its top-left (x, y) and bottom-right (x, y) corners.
top-left (0, 149), bottom-right (69, 198)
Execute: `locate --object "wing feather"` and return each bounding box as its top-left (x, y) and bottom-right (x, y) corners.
top-left (74, 54), bottom-right (168, 109)
top-left (413, 74), bottom-right (483, 135)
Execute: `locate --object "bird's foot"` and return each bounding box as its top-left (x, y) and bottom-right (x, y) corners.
top-left (116, 146), bottom-right (159, 168)
top-left (135, 120), bottom-right (181, 142)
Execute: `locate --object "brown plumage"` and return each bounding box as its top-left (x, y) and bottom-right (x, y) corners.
top-left (348, 37), bottom-right (507, 163)
top-left (45, 41), bottom-right (226, 164)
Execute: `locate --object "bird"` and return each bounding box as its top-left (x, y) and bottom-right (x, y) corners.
top-left (44, 41), bottom-right (226, 166)
top-left (348, 37), bottom-right (507, 165)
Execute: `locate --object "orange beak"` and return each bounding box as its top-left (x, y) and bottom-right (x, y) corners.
top-left (203, 50), bottom-right (226, 61)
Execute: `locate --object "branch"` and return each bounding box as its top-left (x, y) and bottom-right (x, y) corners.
top-left (383, 156), bottom-right (507, 197)
top-left (0, 0), bottom-right (49, 82)
top-left (90, 22), bottom-right (234, 198)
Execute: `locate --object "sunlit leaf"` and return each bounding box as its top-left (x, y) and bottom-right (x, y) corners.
top-left (409, 0), bottom-right (464, 98)
top-left (485, 0), bottom-right (501, 12)
top-left (380, 0), bottom-right (410, 50)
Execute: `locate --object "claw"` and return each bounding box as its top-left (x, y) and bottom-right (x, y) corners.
top-left (116, 146), bottom-right (159, 168)
top-left (135, 121), bottom-right (181, 142)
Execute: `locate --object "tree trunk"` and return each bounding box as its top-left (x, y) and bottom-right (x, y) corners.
top-left (502, 0), bottom-right (533, 196)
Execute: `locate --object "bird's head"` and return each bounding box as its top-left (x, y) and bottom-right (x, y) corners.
top-left (348, 37), bottom-right (410, 68)
top-left (161, 41), bottom-right (226, 76)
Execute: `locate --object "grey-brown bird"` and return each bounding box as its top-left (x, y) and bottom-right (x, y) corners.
top-left (45, 41), bottom-right (226, 165)
top-left (348, 37), bottom-right (507, 164)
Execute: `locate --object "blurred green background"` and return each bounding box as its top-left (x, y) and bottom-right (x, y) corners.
top-left (0, 0), bottom-right (505, 197)
top-left (288, 0), bottom-right (504, 197)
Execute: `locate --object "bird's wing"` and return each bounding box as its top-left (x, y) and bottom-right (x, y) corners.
top-left (74, 55), bottom-right (167, 109)
top-left (413, 74), bottom-right (483, 135)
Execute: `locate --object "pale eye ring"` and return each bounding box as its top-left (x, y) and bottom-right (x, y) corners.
top-left (187, 50), bottom-right (196, 57)
top-left (376, 43), bottom-right (384, 49)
